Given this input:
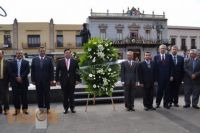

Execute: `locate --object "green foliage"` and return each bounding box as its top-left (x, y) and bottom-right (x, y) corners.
top-left (80, 38), bottom-right (120, 96)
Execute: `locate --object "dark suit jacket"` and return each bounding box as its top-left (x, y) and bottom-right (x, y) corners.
top-left (1, 59), bottom-right (10, 84)
top-left (56, 58), bottom-right (80, 88)
top-left (10, 59), bottom-right (30, 87)
top-left (184, 58), bottom-right (200, 85)
top-left (121, 60), bottom-right (139, 86)
top-left (31, 56), bottom-right (54, 84)
top-left (171, 55), bottom-right (184, 83)
top-left (154, 54), bottom-right (174, 82)
top-left (138, 61), bottom-right (155, 88)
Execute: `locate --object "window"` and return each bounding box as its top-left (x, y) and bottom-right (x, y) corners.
top-left (27, 35), bottom-right (40, 47)
top-left (56, 35), bottom-right (63, 47)
top-left (181, 38), bottom-right (187, 51)
top-left (100, 29), bottom-right (106, 40)
top-left (146, 30), bottom-right (150, 40)
top-left (157, 31), bottom-right (162, 41)
top-left (130, 30), bottom-right (138, 40)
top-left (116, 29), bottom-right (123, 40)
top-left (4, 35), bottom-right (11, 48)
top-left (191, 38), bottom-right (196, 49)
top-left (76, 35), bottom-right (82, 47)
top-left (171, 38), bottom-right (176, 45)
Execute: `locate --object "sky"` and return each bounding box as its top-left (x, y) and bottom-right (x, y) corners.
top-left (0, 0), bottom-right (200, 27)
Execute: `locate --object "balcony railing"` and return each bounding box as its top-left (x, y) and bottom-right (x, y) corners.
top-left (22, 43), bottom-right (46, 49)
top-left (54, 42), bottom-right (80, 49)
top-left (90, 12), bottom-right (165, 19)
top-left (0, 43), bottom-right (12, 49)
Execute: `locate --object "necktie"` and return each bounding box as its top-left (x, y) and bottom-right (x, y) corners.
top-left (40, 57), bottom-right (44, 68)
top-left (173, 56), bottom-right (176, 65)
top-left (17, 60), bottom-right (21, 76)
top-left (66, 59), bottom-right (69, 70)
top-left (129, 61), bottom-right (132, 66)
top-left (193, 59), bottom-right (196, 72)
top-left (161, 55), bottom-right (164, 61)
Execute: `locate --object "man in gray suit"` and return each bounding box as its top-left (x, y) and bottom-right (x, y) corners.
top-left (183, 49), bottom-right (200, 109)
top-left (121, 51), bottom-right (139, 111)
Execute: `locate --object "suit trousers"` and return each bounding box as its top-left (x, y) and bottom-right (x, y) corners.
top-left (143, 86), bottom-right (154, 108)
top-left (36, 81), bottom-right (50, 110)
top-left (184, 84), bottom-right (200, 106)
top-left (169, 80), bottom-right (181, 105)
top-left (0, 80), bottom-right (9, 111)
top-left (12, 83), bottom-right (28, 110)
top-left (124, 83), bottom-right (135, 109)
top-left (62, 81), bottom-right (75, 111)
top-left (156, 80), bottom-right (170, 106)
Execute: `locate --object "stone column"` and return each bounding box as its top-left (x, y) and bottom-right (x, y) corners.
top-left (13, 18), bottom-right (18, 54)
top-left (49, 18), bottom-right (54, 52)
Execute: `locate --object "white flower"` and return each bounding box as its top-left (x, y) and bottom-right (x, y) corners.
top-left (92, 57), bottom-right (96, 62)
top-left (89, 74), bottom-right (93, 77)
top-left (93, 84), bottom-right (96, 88)
top-left (108, 68), bottom-right (111, 72)
top-left (98, 45), bottom-right (104, 51)
top-left (88, 48), bottom-right (92, 52)
top-left (89, 56), bottom-right (92, 59)
top-left (97, 52), bottom-right (105, 58)
top-left (105, 43), bottom-right (108, 47)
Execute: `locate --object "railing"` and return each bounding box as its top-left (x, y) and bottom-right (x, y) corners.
top-left (22, 43), bottom-right (46, 49)
top-left (91, 12), bottom-right (165, 19)
top-left (0, 43), bottom-right (12, 49)
top-left (54, 42), bottom-right (81, 49)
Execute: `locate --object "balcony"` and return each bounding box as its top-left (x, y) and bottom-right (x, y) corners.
top-left (0, 43), bottom-right (12, 49)
top-left (90, 12), bottom-right (165, 19)
top-left (22, 43), bottom-right (46, 49)
top-left (55, 42), bottom-right (81, 49)
top-left (112, 38), bottom-right (170, 48)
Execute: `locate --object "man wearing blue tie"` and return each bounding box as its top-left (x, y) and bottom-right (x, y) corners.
top-left (31, 47), bottom-right (54, 113)
top-left (10, 50), bottom-right (30, 115)
top-left (169, 46), bottom-right (184, 107)
top-left (183, 49), bottom-right (200, 109)
top-left (154, 44), bottom-right (174, 109)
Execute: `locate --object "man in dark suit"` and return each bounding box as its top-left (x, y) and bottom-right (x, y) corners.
top-left (31, 46), bottom-right (54, 113)
top-left (10, 50), bottom-right (30, 115)
top-left (138, 52), bottom-right (156, 111)
top-left (169, 46), bottom-right (184, 107)
top-left (56, 49), bottom-right (80, 114)
top-left (154, 44), bottom-right (174, 109)
top-left (121, 51), bottom-right (139, 111)
top-left (183, 49), bottom-right (200, 109)
top-left (0, 50), bottom-right (10, 115)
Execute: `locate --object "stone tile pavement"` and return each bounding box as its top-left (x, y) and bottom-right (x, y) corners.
top-left (0, 97), bottom-right (199, 133)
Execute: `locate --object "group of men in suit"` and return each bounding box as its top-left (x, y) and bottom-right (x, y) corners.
top-left (0, 47), bottom-right (80, 116)
top-left (121, 44), bottom-right (200, 111)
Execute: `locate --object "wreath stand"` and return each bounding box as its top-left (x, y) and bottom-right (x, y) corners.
top-left (85, 92), bottom-right (116, 112)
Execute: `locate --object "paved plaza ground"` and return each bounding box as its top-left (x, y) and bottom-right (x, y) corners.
top-left (0, 97), bottom-right (199, 133)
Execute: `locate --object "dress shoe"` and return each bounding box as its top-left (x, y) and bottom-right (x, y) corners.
top-left (156, 105), bottom-right (160, 108)
top-left (168, 104), bottom-right (172, 107)
top-left (23, 111), bottom-right (29, 115)
top-left (4, 110), bottom-right (8, 115)
top-left (144, 107), bottom-right (149, 111)
top-left (164, 105), bottom-right (170, 109)
top-left (183, 105), bottom-right (190, 108)
top-left (13, 112), bottom-right (19, 116)
top-left (149, 107), bottom-right (156, 110)
top-left (130, 108), bottom-right (135, 111)
top-left (192, 105), bottom-right (200, 109)
top-left (174, 104), bottom-right (179, 107)
top-left (71, 110), bottom-right (76, 113)
top-left (63, 110), bottom-right (68, 114)
top-left (126, 108), bottom-right (131, 111)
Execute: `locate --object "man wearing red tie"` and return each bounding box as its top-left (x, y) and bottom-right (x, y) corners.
top-left (154, 44), bottom-right (174, 109)
top-left (56, 49), bottom-right (81, 114)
